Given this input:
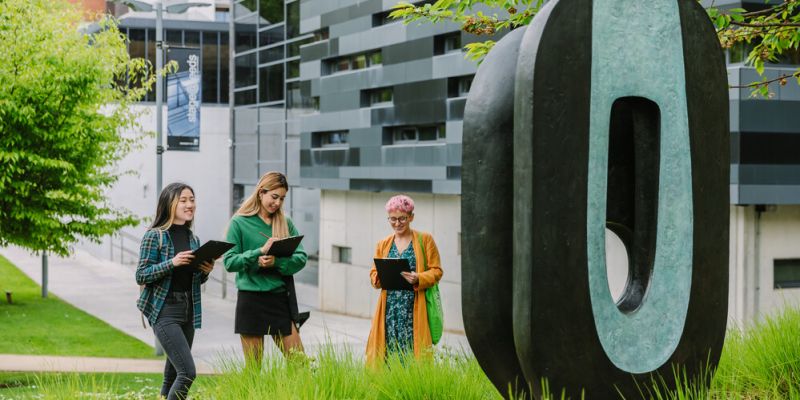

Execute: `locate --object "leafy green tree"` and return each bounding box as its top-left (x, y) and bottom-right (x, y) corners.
top-left (0, 0), bottom-right (155, 256)
top-left (391, 0), bottom-right (800, 95)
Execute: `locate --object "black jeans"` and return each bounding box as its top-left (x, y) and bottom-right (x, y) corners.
top-left (153, 291), bottom-right (196, 400)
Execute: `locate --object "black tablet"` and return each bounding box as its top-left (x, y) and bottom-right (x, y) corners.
top-left (190, 240), bottom-right (234, 267)
top-left (374, 258), bottom-right (414, 291)
top-left (266, 235), bottom-right (304, 257)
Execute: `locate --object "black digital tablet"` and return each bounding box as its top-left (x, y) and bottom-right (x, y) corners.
top-left (190, 240), bottom-right (234, 267)
top-left (266, 235), bottom-right (304, 257)
top-left (374, 258), bottom-right (414, 291)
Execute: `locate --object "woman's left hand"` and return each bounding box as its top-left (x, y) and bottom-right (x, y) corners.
top-left (400, 271), bottom-right (419, 285)
top-left (258, 255), bottom-right (276, 268)
top-left (198, 260), bottom-right (215, 274)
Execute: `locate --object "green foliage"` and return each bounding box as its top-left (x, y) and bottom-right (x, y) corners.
top-left (0, 255), bottom-right (157, 358)
top-left (0, 372), bottom-right (166, 399)
top-left (390, 0), bottom-right (800, 95)
top-left (0, 0), bottom-right (155, 256)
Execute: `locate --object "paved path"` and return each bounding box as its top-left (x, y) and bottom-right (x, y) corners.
top-left (0, 355), bottom-right (215, 375)
top-left (0, 246), bottom-right (469, 373)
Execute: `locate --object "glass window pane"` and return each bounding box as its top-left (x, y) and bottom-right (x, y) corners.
top-left (234, 25), bottom-right (257, 53)
top-left (369, 51), bottom-right (382, 66)
top-left (235, 53), bottom-right (257, 88)
top-left (287, 1), bottom-right (300, 38)
top-left (202, 32), bottom-right (219, 103)
top-left (184, 31), bottom-right (200, 47)
top-left (166, 30), bottom-right (182, 47)
top-left (234, 89), bottom-right (257, 105)
top-left (260, 26), bottom-right (284, 47)
top-left (220, 33), bottom-right (230, 103)
top-left (146, 29), bottom-right (156, 101)
top-left (260, 64), bottom-right (284, 103)
top-left (352, 55), bottom-right (366, 70)
top-left (234, 0), bottom-right (257, 19)
top-left (260, 45), bottom-right (283, 64)
top-left (419, 126), bottom-right (437, 141)
top-left (287, 37), bottom-right (313, 57)
top-left (259, 0), bottom-right (283, 24)
top-left (287, 60), bottom-right (299, 79)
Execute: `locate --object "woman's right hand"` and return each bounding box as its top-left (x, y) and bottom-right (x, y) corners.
top-left (260, 237), bottom-right (277, 255)
top-left (171, 250), bottom-right (195, 267)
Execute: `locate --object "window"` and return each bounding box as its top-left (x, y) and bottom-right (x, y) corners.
top-left (333, 245), bottom-right (352, 264)
top-left (448, 75), bottom-right (473, 98)
top-left (287, 1), bottom-right (300, 38)
top-left (259, 0), bottom-right (283, 24)
top-left (259, 64), bottom-right (284, 103)
top-left (775, 259), bottom-right (800, 289)
top-left (361, 87), bottom-right (393, 107)
top-left (215, 7), bottom-right (230, 22)
top-left (313, 131), bottom-right (348, 148)
top-left (260, 26), bottom-right (284, 47)
top-left (390, 125), bottom-right (446, 144)
top-left (434, 32), bottom-right (462, 55)
top-left (260, 45), bottom-right (284, 64)
top-left (287, 37), bottom-right (314, 57)
top-left (313, 28), bottom-right (329, 42)
top-left (324, 51), bottom-right (382, 75)
top-left (202, 32), bottom-right (219, 103)
top-left (235, 53), bottom-right (257, 88)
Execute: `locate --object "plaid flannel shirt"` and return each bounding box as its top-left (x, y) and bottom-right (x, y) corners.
top-left (135, 228), bottom-right (208, 328)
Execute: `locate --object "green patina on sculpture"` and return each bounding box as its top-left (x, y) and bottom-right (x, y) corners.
top-left (587, 0), bottom-right (693, 373)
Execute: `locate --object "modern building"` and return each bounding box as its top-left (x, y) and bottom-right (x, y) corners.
top-left (230, 0), bottom-right (321, 256)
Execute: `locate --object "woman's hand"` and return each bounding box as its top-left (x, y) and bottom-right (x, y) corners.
top-left (400, 271), bottom-right (419, 285)
top-left (198, 260), bottom-right (215, 274)
top-left (171, 250), bottom-right (195, 267)
top-left (258, 255), bottom-right (276, 269)
top-left (260, 237), bottom-right (277, 255)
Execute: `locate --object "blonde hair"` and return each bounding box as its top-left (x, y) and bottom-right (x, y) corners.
top-left (236, 172), bottom-right (290, 238)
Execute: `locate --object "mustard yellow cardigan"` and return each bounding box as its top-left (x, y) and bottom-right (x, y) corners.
top-left (366, 230), bottom-right (443, 365)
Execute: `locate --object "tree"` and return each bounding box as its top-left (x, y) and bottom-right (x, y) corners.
top-left (390, 0), bottom-right (800, 95)
top-left (0, 0), bottom-right (155, 256)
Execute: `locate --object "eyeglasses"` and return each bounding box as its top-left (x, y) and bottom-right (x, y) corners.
top-left (387, 216), bottom-right (409, 224)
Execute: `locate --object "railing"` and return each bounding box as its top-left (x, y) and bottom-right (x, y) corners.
top-left (109, 230), bottom-right (231, 299)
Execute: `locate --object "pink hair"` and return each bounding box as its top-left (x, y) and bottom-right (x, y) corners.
top-left (385, 195), bottom-right (415, 214)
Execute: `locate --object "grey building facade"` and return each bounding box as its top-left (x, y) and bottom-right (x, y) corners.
top-left (297, 0), bottom-right (481, 194)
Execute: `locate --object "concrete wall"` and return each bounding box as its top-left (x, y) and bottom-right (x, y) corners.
top-left (79, 104), bottom-right (231, 272)
top-left (318, 189), bottom-right (464, 331)
top-left (729, 204), bottom-right (800, 326)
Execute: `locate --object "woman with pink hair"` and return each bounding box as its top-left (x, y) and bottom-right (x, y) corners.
top-left (366, 194), bottom-right (443, 364)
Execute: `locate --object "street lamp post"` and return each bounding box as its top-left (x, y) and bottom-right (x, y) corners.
top-left (117, 0), bottom-right (211, 196)
top-left (114, 0), bottom-right (211, 356)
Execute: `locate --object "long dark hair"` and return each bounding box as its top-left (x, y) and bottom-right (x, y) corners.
top-left (149, 182), bottom-right (195, 230)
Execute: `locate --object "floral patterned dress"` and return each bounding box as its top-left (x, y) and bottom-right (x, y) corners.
top-left (385, 241), bottom-right (416, 355)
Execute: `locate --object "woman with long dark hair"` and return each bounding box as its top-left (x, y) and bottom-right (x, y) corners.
top-left (136, 183), bottom-right (214, 400)
top-left (224, 171), bottom-right (308, 367)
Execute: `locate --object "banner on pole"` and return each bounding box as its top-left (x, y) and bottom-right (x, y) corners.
top-left (167, 47), bottom-right (202, 151)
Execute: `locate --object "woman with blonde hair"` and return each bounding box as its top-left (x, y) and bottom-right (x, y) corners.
top-left (223, 171), bottom-right (308, 367)
top-left (366, 194), bottom-right (443, 365)
top-left (136, 182), bottom-right (215, 400)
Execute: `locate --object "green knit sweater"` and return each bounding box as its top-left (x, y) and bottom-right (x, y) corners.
top-left (223, 214), bottom-right (307, 292)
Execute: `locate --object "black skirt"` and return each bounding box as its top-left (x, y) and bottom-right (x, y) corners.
top-left (235, 290), bottom-right (293, 336)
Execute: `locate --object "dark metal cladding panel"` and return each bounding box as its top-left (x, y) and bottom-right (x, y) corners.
top-left (350, 179), bottom-right (432, 193)
top-left (319, 0), bottom-right (382, 29)
top-left (462, 26), bottom-right (527, 399)
top-left (300, 40), bottom-right (331, 61)
top-left (740, 100), bottom-right (800, 133)
top-left (383, 37), bottom-right (435, 65)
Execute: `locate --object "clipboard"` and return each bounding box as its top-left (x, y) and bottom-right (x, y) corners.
top-left (266, 235), bottom-right (304, 257)
top-left (374, 258), bottom-right (414, 291)
top-left (190, 240), bottom-right (234, 267)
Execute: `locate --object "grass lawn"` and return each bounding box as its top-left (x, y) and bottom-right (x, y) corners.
top-left (0, 254), bottom-right (157, 358)
top-left (0, 372), bottom-right (168, 399)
